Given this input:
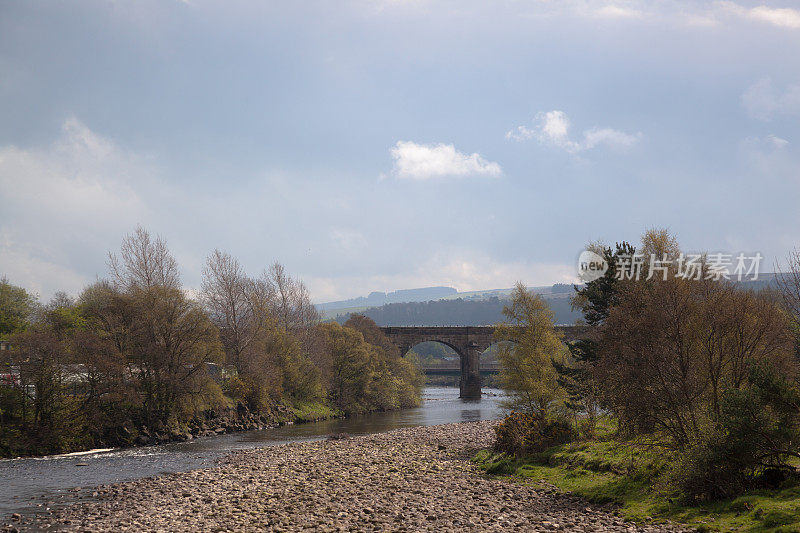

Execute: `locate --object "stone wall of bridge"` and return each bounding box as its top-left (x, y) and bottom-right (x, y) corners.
top-left (379, 325), bottom-right (586, 399)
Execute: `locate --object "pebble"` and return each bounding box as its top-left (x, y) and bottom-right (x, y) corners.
top-left (12, 421), bottom-right (694, 532)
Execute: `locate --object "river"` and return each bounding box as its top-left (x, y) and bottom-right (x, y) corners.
top-left (0, 387), bottom-right (506, 520)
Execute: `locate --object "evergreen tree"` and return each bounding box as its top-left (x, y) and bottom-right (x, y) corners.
top-left (556, 242), bottom-right (635, 432)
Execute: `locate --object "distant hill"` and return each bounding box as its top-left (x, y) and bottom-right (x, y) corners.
top-left (320, 274), bottom-right (780, 327)
top-left (317, 283), bottom-right (576, 320)
top-left (316, 286), bottom-right (457, 314)
top-left (330, 292), bottom-right (582, 326)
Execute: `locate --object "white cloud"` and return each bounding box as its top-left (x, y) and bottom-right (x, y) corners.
top-left (306, 250), bottom-right (575, 302)
top-left (506, 110), bottom-right (641, 153)
top-left (745, 5), bottom-right (800, 29)
top-left (741, 78), bottom-right (800, 120)
top-left (766, 134), bottom-right (790, 149)
top-left (595, 5), bottom-right (644, 19)
top-left (681, 12), bottom-right (720, 27)
top-left (742, 134), bottom-right (790, 151)
top-left (583, 127), bottom-right (642, 149)
top-left (717, 2), bottom-right (800, 29)
top-left (390, 141), bottom-right (502, 180)
top-left (0, 118), bottom-right (155, 298)
top-left (533, 1), bottom-right (800, 30)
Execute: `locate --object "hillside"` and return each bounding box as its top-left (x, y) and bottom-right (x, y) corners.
top-left (331, 293), bottom-right (581, 326)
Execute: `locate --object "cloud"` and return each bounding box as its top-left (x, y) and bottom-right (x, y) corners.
top-left (749, 5), bottom-right (800, 28)
top-left (0, 118), bottom-right (155, 298)
top-left (743, 134), bottom-right (790, 151)
top-left (306, 250), bottom-right (576, 302)
top-left (718, 2), bottom-right (800, 29)
top-left (329, 228), bottom-right (367, 250)
top-left (740, 134), bottom-right (794, 176)
top-left (766, 134), bottom-right (790, 149)
top-left (506, 110), bottom-right (641, 153)
top-left (741, 78), bottom-right (800, 120)
top-left (594, 5), bottom-right (644, 19)
top-left (550, 1), bottom-right (800, 30)
top-left (389, 141), bottom-right (502, 180)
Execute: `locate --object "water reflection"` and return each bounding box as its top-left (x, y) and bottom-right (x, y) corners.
top-left (460, 409), bottom-right (482, 422)
top-left (0, 387), bottom-right (506, 519)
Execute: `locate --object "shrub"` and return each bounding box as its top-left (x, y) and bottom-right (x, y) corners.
top-left (494, 412), bottom-right (575, 457)
top-left (670, 365), bottom-right (800, 502)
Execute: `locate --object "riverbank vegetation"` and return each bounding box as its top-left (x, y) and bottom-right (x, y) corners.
top-left (0, 227), bottom-right (422, 457)
top-left (483, 229), bottom-right (800, 531)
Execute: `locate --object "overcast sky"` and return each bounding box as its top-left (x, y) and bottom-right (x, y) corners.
top-left (1, 0), bottom-right (799, 302)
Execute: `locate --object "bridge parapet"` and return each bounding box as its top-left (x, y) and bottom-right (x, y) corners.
top-left (379, 325), bottom-right (587, 399)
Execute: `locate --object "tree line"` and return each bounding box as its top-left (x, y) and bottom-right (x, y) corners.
top-left (0, 227), bottom-right (422, 457)
top-left (334, 294), bottom-right (581, 326)
top-left (494, 228), bottom-right (800, 502)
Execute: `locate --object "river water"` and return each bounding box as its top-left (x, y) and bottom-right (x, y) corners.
top-left (0, 387), bottom-right (506, 520)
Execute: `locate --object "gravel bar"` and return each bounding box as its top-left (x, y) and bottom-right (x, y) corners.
top-left (9, 421), bottom-right (693, 532)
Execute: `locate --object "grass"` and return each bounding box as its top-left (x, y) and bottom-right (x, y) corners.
top-left (473, 424), bottom-right (800, 532)
top-left (290, 401), bottom-right (340, 423)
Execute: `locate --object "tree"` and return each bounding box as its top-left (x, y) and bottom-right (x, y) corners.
top-left (777, 248), bottom-right (800, 356)
top-left (106, 228), bottom-right (223, 426)
top-left (0, 278), bottom-right (37, 339)
top-left (563, 241), bottom-right (635, 432)
top-left (572, 241), bottom-right (635, 329)
top-left (640, 227), bottom-right (681, 263)
top-left (108, 225), bottom-right (180, 292)
top-left (344, 315), bottom-right (423, 409)
top-left (596, 277), bottom-right (795, 446)
top-left (344, 314), bottom-right (401, 358)
top-left (266, 262), bottom-right (319, 331)
top-left (495, 282), bottom-right (567, 417)
top-left (201, 250), bottom-right (261, 373)
top-left (319, 322), bottom-right (374, 414)
top-left (13, 328), bottom-right (66, 430)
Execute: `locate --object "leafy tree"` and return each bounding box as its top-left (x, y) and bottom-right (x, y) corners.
top-left (106, 228), bottom-right (224, 426)
top-left (597, 276), bottom-right (795, 446)
top-left (675, 363), bottom-right (800, 501)
top-left (344, 315), bottom-right (423, 409)
top-left (495, 282), bottom-right (567, 417)
top-left (319, 322), bottom-right (374, 414)
top-left (559, 241), bottom-right (635, 432)
top-left (0, 278), bottom-right (37, 339)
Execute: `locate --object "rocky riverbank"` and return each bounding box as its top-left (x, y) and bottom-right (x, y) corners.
top-left (8, 421), bottom-right (693, 532)
top-left (130, 402), bottom-right (293, 447)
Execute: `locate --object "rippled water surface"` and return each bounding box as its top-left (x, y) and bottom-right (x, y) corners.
top-left (0, 387), bottom-right (506, 519)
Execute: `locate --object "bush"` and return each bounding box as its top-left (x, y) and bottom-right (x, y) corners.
top-left (494, 412), bottom-right (575, 457)
top-left (670, 365), bottom-right (800, 502)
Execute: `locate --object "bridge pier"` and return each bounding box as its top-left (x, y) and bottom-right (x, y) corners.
top-left (381, 326), bottom-right (584, 401)
top-left (459, 341), bottom-right (482, 399)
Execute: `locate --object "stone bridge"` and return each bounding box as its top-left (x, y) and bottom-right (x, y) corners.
top-left (380, 325), bottom-right (585, 399)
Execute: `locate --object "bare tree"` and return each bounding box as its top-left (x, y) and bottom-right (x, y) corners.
top-left (201, 250), bottom-right (260, 372)
top-left (777, 248), bottom-right (800, 330)
top-left (108, 226), bottom-right (180, 292)
top-left (105, 228), bottom-right (222, 425)
top-left (265, 262), bottom-right (319, 330)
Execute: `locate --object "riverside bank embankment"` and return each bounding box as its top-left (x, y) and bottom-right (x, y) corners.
top-left (12, 420), bottom-right (693, 532)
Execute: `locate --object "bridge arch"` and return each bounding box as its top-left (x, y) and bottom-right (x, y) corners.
top-left (380, 325), bottom-right (585, 399)
top-left (380, 326), bottom-right (495, 399)
top-left (400, 339), bottom-right (464, 359)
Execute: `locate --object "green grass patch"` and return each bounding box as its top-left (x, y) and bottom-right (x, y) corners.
top-left (290, 401), bottom-right (339, 423)
top-left (474, 439), bottom-right (800, 532)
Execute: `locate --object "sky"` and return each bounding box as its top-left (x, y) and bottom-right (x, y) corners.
top-left (1, 0), bottom-right (799, 303)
